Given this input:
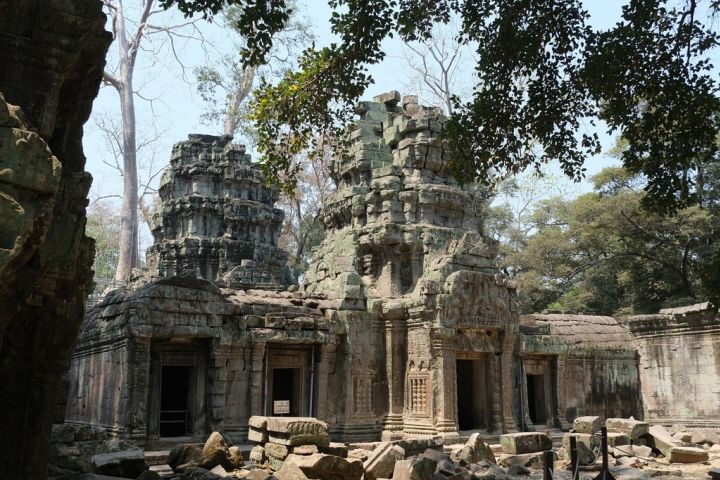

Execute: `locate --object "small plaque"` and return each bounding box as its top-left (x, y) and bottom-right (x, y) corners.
top-left (273, 400), bottom-right (290, 415)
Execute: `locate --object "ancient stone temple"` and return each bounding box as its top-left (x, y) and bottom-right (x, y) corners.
top-left (66, 93), bottom-right (521, 449)
top-left (146, 134), bottom-right (288, 287)
top-left (302, 92), bottom-right (521, 441)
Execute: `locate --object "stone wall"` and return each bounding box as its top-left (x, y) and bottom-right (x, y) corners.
top-left (623, 303), bottom-right (720, 427)
top-left (520, 314), bottom-right (641, 430)
top-left (0, 1), bottom-right (110, 477)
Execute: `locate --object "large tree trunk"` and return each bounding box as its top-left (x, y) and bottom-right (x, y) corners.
top-left (0, 1), bottom-right (110, 478)
top-left (113, 0), bottom-right (141, 280)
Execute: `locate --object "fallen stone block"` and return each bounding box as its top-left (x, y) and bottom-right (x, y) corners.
top-left (665, 446), bottom-right (709, 463)
top-left (266, 417), bottom-right (330, 447)
top-left (562, 433), bottom-right (600, 452)
top-left (611, 446), bottom-right (633, 458)
top-left (609, 466), bottom-right (650, 480)
top-left (392, 457), bottom-right (437, 480)
top-left (347, 448), bottom-right (373, 462)
top-left (249, 446), bottom-right (267, 466)
top-left (498, 451), bottom-right (557, 468)
top-left (633, 445), bottom-right (653, 458)
top-left (419, 448), bottom-right (450, 463)
top-left (573, 416), bottom-right (603, 434)
top-left (606, 418), bottom-right (649, 441)
top-left (319, 442), bottom-right (349, 457)
top-left (395, 437), bottom-right (444, 456)
top-left (249, 416), bottom-right (269, 444)
top-left (91, 449), bottom-right (149, 478)
top-left (648, 425), bottom-right (676, 457)
top-left (452, 433), bottom-right (495, 465)
top-left (228, 446), bottom-right (244, 468)
top-left (200, 432), bottom-right (236, 471)
top-left (576, 442), bottom-right (595, 466)
top-left (363, 442), bottom-right (406, 480)
top-left (285, 453), bottom-right (363, 480)
top-left (500, 432), bottom-right (552, 454)
top-left (293, 445), bottom-right (319, 455)
top-left (265, 442), bottom-right (289, 461)
top-left (169, 444), bottom-right (203, 472)
top-left (607, 432), bottom-right (631, 447)
top-left (245, 468), bottom-right (273, 480)
top-left (274, 460), bottom-right (309, 480)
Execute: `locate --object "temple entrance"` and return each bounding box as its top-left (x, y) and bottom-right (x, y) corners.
top-left (148, 342), bottom-right (208, 444)
top-left (160, 365), bottom-right (192, 437)
top-left (266, 345), bottom-right (313, 417)
top-left (526, 374), bottom-right (547, 424)
top-left (456, 354), bottom-right (490, 430)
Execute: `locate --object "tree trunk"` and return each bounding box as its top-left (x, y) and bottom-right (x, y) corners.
top-left (0, 1), bottom-right (110, 478)
top-left (113, 0), bottom-right (141, 280)
top-left (223, 66), bottom-right (255, 137)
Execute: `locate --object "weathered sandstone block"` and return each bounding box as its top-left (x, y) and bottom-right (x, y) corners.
top-left (500, 433), bottom-right (552, 454)
top-left (266, 417), bottom-right (330, 447)
top-left (573, 416), bottom-right (603, 434)
top-left (606, 419), bottom-right (649, 441)
top-left (364, 442), bottom-right (406, 480)
top-left (285, 453), bottom-right (363, 480)
top-left (392, 457), bottom-right (437, 480)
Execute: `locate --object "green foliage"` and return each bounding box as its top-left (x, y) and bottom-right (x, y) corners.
top-left (85, 201), bottom-right (122, 281)
top-left (499, 166), bottom-right (719, 315)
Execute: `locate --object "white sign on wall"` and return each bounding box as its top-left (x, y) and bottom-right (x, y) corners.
top-left (273, 400), bottom-right (290, 415)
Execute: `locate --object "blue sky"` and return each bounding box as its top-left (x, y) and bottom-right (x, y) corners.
top-left (84, 1), bottom-right (628, 249)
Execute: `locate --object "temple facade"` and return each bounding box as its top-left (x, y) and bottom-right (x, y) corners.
top-left (64, 93), bottom-right (642, 449)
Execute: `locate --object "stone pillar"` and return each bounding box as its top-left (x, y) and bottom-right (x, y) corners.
top-left (501, 331), bottom-right (520, 433)
top-left (431, 331), bottom-right (459, 442)
top-left (555, 356), bottom-right (571, 430)
top-left (382, 318), bottom-right (405, 440)
top-left (127, 336), bottom-right (152, 446)
top-left (489, 352), bottom-right (503, 433)
top-left (315, 343), bottom-right (336, 422)
top-left (249, 342), bottom-right (267, 418)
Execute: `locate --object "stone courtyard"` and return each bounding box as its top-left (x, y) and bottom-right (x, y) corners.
top-left (47, 93), bottom-right (720, 480)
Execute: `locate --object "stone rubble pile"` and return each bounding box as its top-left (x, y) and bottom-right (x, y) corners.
top-left (557, 417), bottom-right (719, 479)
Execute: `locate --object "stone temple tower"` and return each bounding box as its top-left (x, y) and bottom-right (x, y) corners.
top-left (146, 134), bottom-right (288, 289)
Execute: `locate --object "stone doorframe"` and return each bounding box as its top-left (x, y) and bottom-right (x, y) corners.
top-left (146, 341), bottom-right (209, 447)
top-left (520, 355), bottom-right (558, 430)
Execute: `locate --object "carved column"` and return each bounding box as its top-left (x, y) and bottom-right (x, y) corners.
top-left (555, 356), bottom-right (571, 430)
top-left (382, 318), bottom-right (405, 440)
top-left (501, 331), bottom-right (520, 433)
top-left (127, 336), bottom-right (152, 446)
top-left (489, 351), bottom-right (503, 433)
top-left (431, 329), bottom-right (458, 442)
top-left (315, 343), bottom-right (336, 422)
top-left (249, 342), bottom-right (267, 417)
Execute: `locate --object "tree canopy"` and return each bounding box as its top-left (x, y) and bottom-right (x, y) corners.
top-left (163, 0), bottom-right (719, 215)
top-left (491, 164), bottom-right (720, 315)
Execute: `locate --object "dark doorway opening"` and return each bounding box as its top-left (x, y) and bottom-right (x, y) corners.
top-left (160, 365), bottom-right (191, 437)
top-left (526, 374), bottom-right (546, 424)
top-left (272, 368), bottom-right (301, 416)
top-left (456, 358), bottom-right (489, 430)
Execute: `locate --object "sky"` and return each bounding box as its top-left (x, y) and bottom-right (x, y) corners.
top-left (84, 1), bottom-right (629, 251)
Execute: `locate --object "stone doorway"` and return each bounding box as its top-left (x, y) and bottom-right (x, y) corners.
top-left (266, 345), bottom-right (313, 417)
top-left (526, 374), bottom-right (547, 424)
top-left (148, 342), bottom-right (208, 443)
top-left (456, 353), bottom-right (491, 430)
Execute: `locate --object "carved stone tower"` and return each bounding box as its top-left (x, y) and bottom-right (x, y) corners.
top-left (146, 134), bottom-right (287, 289)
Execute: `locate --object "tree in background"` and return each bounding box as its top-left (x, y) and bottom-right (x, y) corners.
top-left (195, 1), bottom-right (313, 140)
top-left (101, 0), bottom-right (214, 281)
top-left (502, 165), bottom-right (719, 315)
